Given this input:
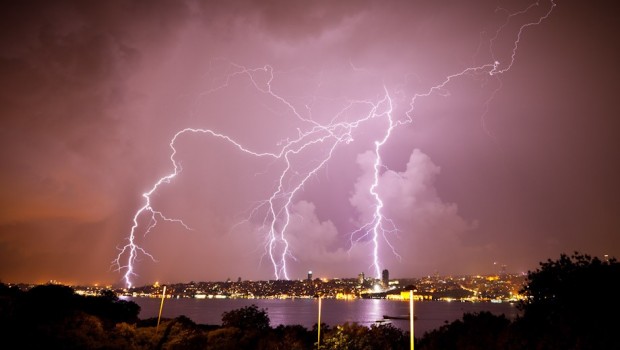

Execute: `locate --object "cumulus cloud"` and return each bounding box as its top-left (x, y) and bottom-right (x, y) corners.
top-left (349, 149), bottom-right (478, 277)
top-left (260, 148), bottom-right (479, 279)
top-left (284, 200), bottom-right (370, 278)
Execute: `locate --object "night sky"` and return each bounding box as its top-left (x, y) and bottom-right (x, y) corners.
top-left (1, 0), bottom-right (618, 287)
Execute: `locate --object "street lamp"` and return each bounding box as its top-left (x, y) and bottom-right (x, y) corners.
top-left (317, 295), bottom-right (322, 349)
top-left (156, 286), bottom-right (167, 334)
top-left (409, 285), bottom-right (417, 350)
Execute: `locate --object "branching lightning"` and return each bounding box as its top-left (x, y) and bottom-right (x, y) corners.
top-left (114, 0), bottom-right (556, 287)
top-left (349, 87), bottom-right (406, 278)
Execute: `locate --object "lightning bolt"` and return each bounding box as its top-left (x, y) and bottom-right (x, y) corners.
top-left (349, 87), bottom-right (407, 279)
top-left (353, 0), bottom-right (556, 279)
top-left (114, 0), bottom-right (556, 287)
top-left (490, 0), bottom-right (557, 76)
top-left (252, 89), bottom-right (403, 280)
top-left (113, 64), bottom-right (398, 285)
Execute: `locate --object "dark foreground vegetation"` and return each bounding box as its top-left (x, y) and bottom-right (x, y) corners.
top-left (1, 252), bottom-right (619, 349)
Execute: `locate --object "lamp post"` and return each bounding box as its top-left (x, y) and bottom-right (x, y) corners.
top-left (156, 286), bottom-right (167, 334)
top-left (317, 295), bottom-right (322, 349)
top-left (409, 287), bottom-right (416, 350)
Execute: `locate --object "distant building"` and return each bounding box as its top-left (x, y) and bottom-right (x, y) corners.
top-left (307, 271), bottom-right (313, 281)
top-left (382, 269), bottom-right (389, 287)
top-left (358, 272), bottom-right (365, 284)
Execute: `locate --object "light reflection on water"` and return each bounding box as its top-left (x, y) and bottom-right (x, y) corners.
top-left (125, 297), bottom-right (519, 336)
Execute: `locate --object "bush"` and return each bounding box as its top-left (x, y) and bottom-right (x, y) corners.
top-left (221, 304), bottom-right (270, 331)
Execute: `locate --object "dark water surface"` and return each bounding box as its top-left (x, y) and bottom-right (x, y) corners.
top-left (126, 297), bottom-right (519, 336)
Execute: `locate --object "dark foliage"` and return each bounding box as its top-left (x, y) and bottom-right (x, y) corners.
top-left (417, 312), bottom-right (511, 350)
top-left (81, 289), bottom-right (141, 326)
top-left (268, 324), bottom-right (316, 350)
top-left (317, 322), bottom-right (409, 349)
top-left (0, 284), bottom-right (140, 349)
top-left (516, 252), bottom-right (620, 349)
top-left (221, 304), bottom-right (270, 331)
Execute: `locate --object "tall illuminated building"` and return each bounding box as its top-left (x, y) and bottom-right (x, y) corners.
top-left (382, 269), bottom-right (389, 287)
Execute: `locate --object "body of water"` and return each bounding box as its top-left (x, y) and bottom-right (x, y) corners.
top-left (125, 297), bottom-right (519, 336)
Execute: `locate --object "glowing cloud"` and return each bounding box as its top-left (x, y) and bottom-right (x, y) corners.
top-left (113, 0), bottom-right (556, 287)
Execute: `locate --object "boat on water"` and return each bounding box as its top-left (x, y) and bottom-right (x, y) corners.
top-left (383, 314), bottom-right (417, 320)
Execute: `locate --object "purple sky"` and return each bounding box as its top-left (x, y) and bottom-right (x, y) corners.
top-left (1, 0), bottom-right (618, 286)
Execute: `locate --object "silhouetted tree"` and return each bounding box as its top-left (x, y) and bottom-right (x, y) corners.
top-left (156, 316), bottom-right (208, 350)
top-left (0, 284), bottom-right (143, 349)
top-left (82, 290), bottom-right (140, 325)
top-left (321, 322), bottom-right (408, 350)
top-left (263, 324), bottom-right (314, 350)
top-left (207, 327), bottom-right (243, 350)
top-left (221, 304), bottom-right (270, 331)
top-left (215, 304), bottom-right (270, 349)
top-left (517, 252), bottom-right (620, 349)
top-left (365, 323), bottom-right (408, 349)
top-left (417, 312), bottom-right (511, 350)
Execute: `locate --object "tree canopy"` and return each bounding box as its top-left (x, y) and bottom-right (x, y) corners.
top-left (221, 304), bottom-right (270, 331)
top-left (517, 252), bottom-right (620, 349)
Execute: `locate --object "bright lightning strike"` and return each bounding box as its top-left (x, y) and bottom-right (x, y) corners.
top-left (349, 87), bottom-right (406, 279)
top-left (114, 0), bottom-right (556, 287)
top-left (113, 65), bottom-right (398, 285)
top-left (249, 88), bottom-right (403, 280)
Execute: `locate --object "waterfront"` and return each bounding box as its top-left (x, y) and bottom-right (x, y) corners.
top-left (126, 297), bottom-right (519, 336)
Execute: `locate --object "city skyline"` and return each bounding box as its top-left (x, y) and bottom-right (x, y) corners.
top-left (1, 0), bottom-right (618, 286)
